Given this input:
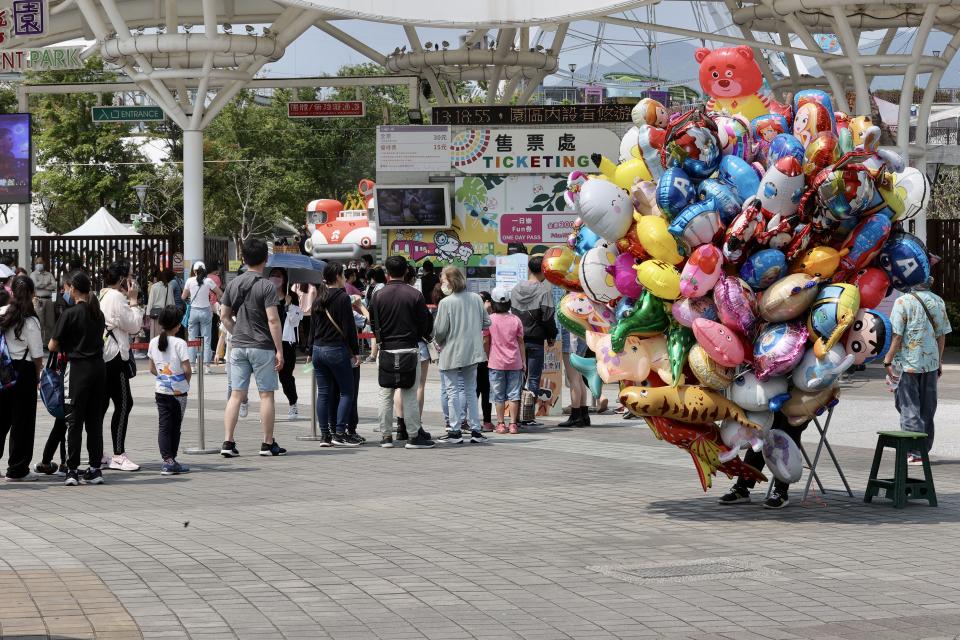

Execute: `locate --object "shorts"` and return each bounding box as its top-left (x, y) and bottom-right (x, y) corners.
top-left (229, 347), bottom-right (279, 393)
top-left (560, 326), bottom-right (574, 354)
top-left (418, 341), bottom-right (431, 363)
top-left (489, 369), bottom-right (523, 403)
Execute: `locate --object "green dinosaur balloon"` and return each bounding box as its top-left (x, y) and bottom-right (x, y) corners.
top-left (610, 290), bottom-right (669, 352)
top-left (667, 321), bottom-right (696, 387)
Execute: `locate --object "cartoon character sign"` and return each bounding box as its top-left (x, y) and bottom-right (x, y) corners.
top-left (695, 46), bottom-right (770, 121)
top-left (433, 230), bottom-right (475, 262)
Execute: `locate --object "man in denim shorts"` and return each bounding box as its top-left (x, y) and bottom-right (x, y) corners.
top-left (218, 238), bottom-right (286, 457)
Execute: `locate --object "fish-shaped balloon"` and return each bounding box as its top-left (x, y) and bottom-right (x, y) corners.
top-left (620, 385), bottom-right (765, 430)
top-left (645, 417), bottom-right (766, 492)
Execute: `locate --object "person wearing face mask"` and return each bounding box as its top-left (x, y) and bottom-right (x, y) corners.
top-left (268, 268), bottom-right (302, 420)
top-left (30, 256), bottom-right (57, 345)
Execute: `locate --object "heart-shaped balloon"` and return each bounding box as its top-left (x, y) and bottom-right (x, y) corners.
top-left (542, 246), bottom-right (582, 292)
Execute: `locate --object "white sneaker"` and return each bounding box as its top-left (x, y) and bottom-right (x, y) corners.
top-left (109, 454), bottom-right (140, 472)
top-left (204, 365), bottom-right (212, 375)
top-left (101, 455), bottom-right (112, 467)
top-left (287, 404), bottom-right (299, 421)
top-left (239, 402), bottom-right (249, 418)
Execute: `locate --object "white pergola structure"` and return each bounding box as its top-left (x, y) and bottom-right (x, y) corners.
top-left (6, 0), bottom-right (960, 262)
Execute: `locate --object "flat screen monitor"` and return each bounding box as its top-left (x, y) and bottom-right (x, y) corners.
top-left (0, 113), bottom-right (31, 205)
top-left (374, 185), bottom-right (450, 229)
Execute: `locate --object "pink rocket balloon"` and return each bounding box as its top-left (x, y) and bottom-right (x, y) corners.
top-left (692, 318), bottom-right (748, 367)
top-left (714, 276), bottom-right (759, 337)
top-left (607, 252), bottom-right (645, 299)
top-left (679, 244), bottom-right (724, 298)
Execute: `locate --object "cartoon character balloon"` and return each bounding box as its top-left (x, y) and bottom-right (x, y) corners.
top-left (578, 241), bottom-right (621, 304)
top-left (807, 283), bottom-right (861, 358)
top-left (680, 244), bottom-right (724, 298)
top-left (557, 292), bottom-right (615, 338)
top-left (657, 167), bottom-right (697, 219)
top-left (729, 371), bottom-right (790, 412)
top-left (844, 308), bottom-right (892, 366)
top-left (566, 174), bottom-right (634, 241)
top-left (714, 276), bottom-right (759, 336)
top-left (757, 273), bottom-right (820, 322)
top-left (762, 429), bottom-right (804, 483)
top-left (753, 321), bottom-right (808, 381)
top-left (877, 231), bottom-right (931, 292)
top-left (792, 344), bottom-right (854, 392)
top-left (542, 246), bottom-right (582, 291)
top-left (695, 46), bottom-right (771, 121)
top-left (692, 318), bottom-right (749, 367)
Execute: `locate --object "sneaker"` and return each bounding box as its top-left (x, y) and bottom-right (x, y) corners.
top-left (764, 488), bottom-right (790, 510)
top-left (348, 431), bottom-right (366, 444)
top-left (6, 471), bottom-right (39, 482)
top-left (495, 422), bottom-right (508, 434)
top-left (34, 462), bottom-right (59, 475)
top-left (109, 454), bottom-right (140, 472)
top-left (481, 422), bottom-right (495, 432)
top-left (259, 440), bottom-right (287, 456)
top-left (396, 425), bottom-right (409, 441)
top-left (64, 470), bottom-right (79, 486)
top-left (417, 427), bottom-right (432, 441)
top-left (56, 464), bottom-right (68, 477)
top-left (83, 468), bottom-right (104, 485)
top-left (718, 484), bottom-right (751, 505)
top-left (332, 433), bottom-right (362, 448)
top-left (520, 420), bottom-right (543, 427)
top-left (381, 434), bottom-right (394, 448)
top-left (319, 434), bottom-right (334, 447)
top-left (101, 455), bottom-right (111, 467)
top-left (405, 434), bottom-right (436, 449)
top-left (907, 454), bottom-right (924, 466)
top-left (204, 365), bottom-right (213, 375)
top-left (162, 460), bottom-right (190, 475)
top-left (220, 441), bottom-right (239, 457)
top-left (438, 430), bottom-right (463, 444)
top-left (238, 403), bottom-right (249, 418)
top-left (469, 431), bottom-right (488, 444)
top-left (508, 423), bottom-right (519, 434)
top-left (287, 404), bottom-right (299, 421)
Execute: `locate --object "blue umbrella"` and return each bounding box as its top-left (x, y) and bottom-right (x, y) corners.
top-left (266, 253), bottom-right (327, 284)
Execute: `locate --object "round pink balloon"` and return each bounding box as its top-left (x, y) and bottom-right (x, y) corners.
top-left (714, 276), bottom-right (758, 336)
top-left (752, 321), bottom-right (808, 381)
top-left (692, 318), bottom-right (748, 367)
top-left (679, 244), bottom-right (724, 298)
top-left (609, 252), bottom-right (645, 299)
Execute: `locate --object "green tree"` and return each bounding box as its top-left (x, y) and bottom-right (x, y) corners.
top-left (28, 58), bottom-right (151, 233)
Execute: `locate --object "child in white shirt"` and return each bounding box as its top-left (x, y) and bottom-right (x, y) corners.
top-left (148, 305), bottom-right (192, 475)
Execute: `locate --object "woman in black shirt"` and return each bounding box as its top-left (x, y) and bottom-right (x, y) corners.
top-left (49, 271), bottom-right (107, 486)
top-left (311, 263), bottom-right (361, 447)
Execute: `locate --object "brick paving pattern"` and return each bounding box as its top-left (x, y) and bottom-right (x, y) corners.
top-left (0, 365), bottom-right (958, 640)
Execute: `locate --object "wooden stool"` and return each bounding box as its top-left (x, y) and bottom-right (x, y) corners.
top-left (864, 431), bottom-right (937, 508)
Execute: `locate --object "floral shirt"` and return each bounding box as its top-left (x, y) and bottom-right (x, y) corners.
top-left (890, 291), bottom-right (952, 374)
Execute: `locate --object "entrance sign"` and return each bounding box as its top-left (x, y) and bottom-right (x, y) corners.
top-left (92, 106), bottom-right (165, 123)
top-left (376, 125), bottom-right (451, 172)
top-left (0, 46), bottom-right (83, 71)
top-left (432, 104), bottom-right (634, 126)
top-left (451, 128), bottom-right (620, 174)
top-left (287, 101), bottom-right (364, 118)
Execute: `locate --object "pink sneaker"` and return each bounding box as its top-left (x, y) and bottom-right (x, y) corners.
top-left (109, 454), bottom-right (140, 472)
top-left (495, 423), bottom-right (508, 434)
top-left (482, 422), bottom-right (495, 432)
top-left (508, 423), bottom-right (519, 434)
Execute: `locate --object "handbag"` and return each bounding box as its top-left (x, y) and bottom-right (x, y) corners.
top-left (40, 352), bottom-right (65, 419)
top-left (181, 286), bottom-right (201, 329)
top-left (106, 328), bottom-right (137, 378)
top-left (379, 350), bottom-right (418, 389)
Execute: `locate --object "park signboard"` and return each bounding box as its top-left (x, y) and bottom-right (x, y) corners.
top-left (287, 101), bottom-right (365, 118)
top-left (0, 46), bottom-right (83, 72)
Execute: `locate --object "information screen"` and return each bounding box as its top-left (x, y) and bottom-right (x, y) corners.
top-left (375, 185), bottom-right (451, 229)
top-left (0, 114), bottom-right (31, 205)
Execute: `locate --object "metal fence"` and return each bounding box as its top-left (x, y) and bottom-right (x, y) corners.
top-left (927, 219), bottom-right (960, 302)
top-left (0, 234), bottom-right (230, 294)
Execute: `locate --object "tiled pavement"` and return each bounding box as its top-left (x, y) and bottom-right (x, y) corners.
top-left (1, 363), bottom-right (960, 640)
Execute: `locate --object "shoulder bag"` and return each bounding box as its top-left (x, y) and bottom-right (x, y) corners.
top-left (148, 283), bottom-right (167, 319)
top-left (909, 292), bottom-right (940, 335)
top-left (40, 352), bottom-right (66, 419)
top-left (181, 282), bottom-right (202, 329)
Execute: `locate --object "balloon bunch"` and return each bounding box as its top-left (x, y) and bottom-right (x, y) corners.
top-left (546, 89), bottom-right (932, 492)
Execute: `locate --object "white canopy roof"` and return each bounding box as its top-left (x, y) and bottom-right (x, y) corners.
top-left (0, 217), bottom-right (51, 237)
top-left (65, 207), bottom-right (140, 236)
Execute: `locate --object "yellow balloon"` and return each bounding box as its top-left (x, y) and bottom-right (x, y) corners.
top-left (788, 245), bottom-right (848, 279)
top-left (635, 259), bottom-right (681, 300)
top-left (595, 155), bottom-right (653, 190)
top-left (636, 215), bottom-right (683, 265)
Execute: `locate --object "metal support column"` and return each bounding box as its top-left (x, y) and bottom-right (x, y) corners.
top-left (182, 129), bottom-right (204, 265)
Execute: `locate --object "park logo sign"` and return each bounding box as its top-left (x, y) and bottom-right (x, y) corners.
top-left (0, 46), bottom-right (83, 72)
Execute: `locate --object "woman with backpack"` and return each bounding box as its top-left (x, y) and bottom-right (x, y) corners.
top-left (99, 262), bottom-right (144, 472)
top-left (0, 275), bottom-right (44, 481)
top-left (181, 261), bottom-right (223, 374)
top-left (49, 271), bottom-right (107, 486)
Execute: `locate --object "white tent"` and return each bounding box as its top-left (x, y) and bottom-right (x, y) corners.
top-left (0, 217), bottom-right (51, 237)
top-left (65, 207), bottom-right (140, 236)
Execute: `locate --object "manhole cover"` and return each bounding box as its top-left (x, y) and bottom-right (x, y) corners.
top-left (587, 558), bottom-right (777, 585)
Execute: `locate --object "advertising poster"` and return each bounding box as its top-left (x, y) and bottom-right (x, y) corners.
top-left (386, 174), bottom-right (573, 267)
top-left (0, 113), bottom-right (31, 205)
